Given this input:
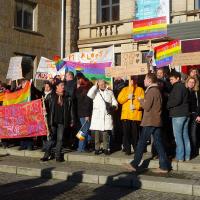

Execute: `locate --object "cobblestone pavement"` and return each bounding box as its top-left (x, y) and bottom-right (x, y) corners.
top-left (0, 173), bottom-right (200, 200)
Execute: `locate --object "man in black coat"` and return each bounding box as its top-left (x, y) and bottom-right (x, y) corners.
top-left (41, 80), bottom-right (75, 162)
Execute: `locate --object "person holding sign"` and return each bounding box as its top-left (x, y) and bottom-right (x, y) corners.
top-left (124, 73), bottom-right (170, 173)
top-left (117, 76), bottom-right (144, 155)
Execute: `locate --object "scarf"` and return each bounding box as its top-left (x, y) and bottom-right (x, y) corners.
top-left (56, 91), bottom-right (64, 106)
top-left (44, 90), bottom-right (52, 99)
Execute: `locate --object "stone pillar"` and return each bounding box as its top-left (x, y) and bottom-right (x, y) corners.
top-left (65, 0), bottom-right (79, 55)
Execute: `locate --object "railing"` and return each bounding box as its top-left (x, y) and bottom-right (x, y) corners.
top-left (79, 19), bottom-right (132, 39)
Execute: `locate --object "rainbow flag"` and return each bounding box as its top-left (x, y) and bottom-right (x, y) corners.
top-left (3, 81), bottom-right (31, 106)
top-left (66, 61), bottom-right (112, 83)
top-left (133, 16), bottom-right (167, 41)
top-left (53, 55), bottom-right (66, 71)
top-left (154, 40), bottom-right (181, 68)
top-left (0, 92), bottom-right (4, 102)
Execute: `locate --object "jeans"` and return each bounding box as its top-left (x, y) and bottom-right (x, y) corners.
top-left (131, 126), bottom-right (170, 170)
top-left (172, 117), bottom-right (191, 161)
top-left (44, 124), bottom-right (64, 159)
top-left (77, 118), bottom-right (91, 152)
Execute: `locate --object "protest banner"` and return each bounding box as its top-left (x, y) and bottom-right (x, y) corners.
top-left (133, 16), bottom-right (167, 41)
top-left (154, 40), bottom-right (181, 68)
top-left (66, 61), bottom-right (112, 83)
top-left (0, 99), bottom-right (47, 139)
top-left (172, 52), bottom-right (200, 66)
top-left (0, 92), bottom-right (4, 102)
top-left (3, 81), bottom-right (31, 106)
top-left (121, 52), bottom-right (142, 68)
top-left (35, 57), bottom-right (65, 80)
top-left (105, 64), bottom-right (148, 77)
top-left (6, 56), bottom-right (23, 81)
top-left (65, 46), bottom-right (114, 63)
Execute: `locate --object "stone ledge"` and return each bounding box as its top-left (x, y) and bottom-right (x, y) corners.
top-left (1, 147), bottom-right (200, 173)
top-left (0, 164), bottom-right (199, 196)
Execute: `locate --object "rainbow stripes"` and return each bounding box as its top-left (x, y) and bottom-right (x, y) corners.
top-left (154, 40), bottom-right (181, 68)
top-left (66, 61), bottom-right (112, 82)
top-left (133, 16), bottom-right (167, 41)
top-left (53, 55), bottom-right (66, 71)
top-left (3, 81), bottom-right (31, 106)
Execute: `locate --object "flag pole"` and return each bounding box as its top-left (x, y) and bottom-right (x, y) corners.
top-left (42, 96), bottom-right (50, 139)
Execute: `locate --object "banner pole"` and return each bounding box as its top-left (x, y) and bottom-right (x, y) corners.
top-left (110, 44), bottom-right (115, 90)
top-left (42, 97), bottom-right (50, 138)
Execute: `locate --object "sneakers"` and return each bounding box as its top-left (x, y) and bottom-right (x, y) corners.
top-left (151, 168), bottom-right (169, 174)
top-left (123, 163), bottom-right (137, 172)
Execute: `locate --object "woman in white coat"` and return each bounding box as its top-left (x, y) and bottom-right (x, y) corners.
top-left (87, 80), bottom-right (118, 155)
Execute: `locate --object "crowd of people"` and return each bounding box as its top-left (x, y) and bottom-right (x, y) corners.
top-left (0, 67), bottom-right (200, 170)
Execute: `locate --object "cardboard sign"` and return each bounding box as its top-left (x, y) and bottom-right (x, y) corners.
top-left (36, 57), bottom-right (65, 80)
top-left (121, 52), bottom-right (142, 68)
top-left (0, 99), bottom-right (47, 139)
top-left (6, 57), bottom-right (23, 80)
top-left (105, 64), bottom-right (148, 77)
top-left (65, 46), bottom-right (114, 63)
top-left (172, 52), bottom-right (200, 66)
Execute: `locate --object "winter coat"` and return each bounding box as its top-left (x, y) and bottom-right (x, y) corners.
top-left (49, 92), bottom-right (75, 128)
top-left (76, 87), bottom-right (93, 118)
top-left (117, 85), bottom-right (144, 121)
top-left (64, 79), bottom-right (77, 99)
top-left (167, 82), bottom-right (189, 117)
top-left (87, 85), bottom-right (118, 131)
top-left (140, 84), bottom-right (162, 127)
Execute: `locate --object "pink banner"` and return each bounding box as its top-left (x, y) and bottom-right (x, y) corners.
top-left (0, 99), bottom-right (47, 139)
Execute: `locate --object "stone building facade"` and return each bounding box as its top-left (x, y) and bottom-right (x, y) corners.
top-left (0, 0), bottom-right (61, 83)
top-left (78, 0), bottom-right (200, 66)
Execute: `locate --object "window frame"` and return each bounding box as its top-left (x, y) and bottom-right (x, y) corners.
top-left (15, 0), bottom-right (37, 31)
top-left (195, 0), bottom-right (200, 9)
top-left (97, 0), bottom-right (120, 23)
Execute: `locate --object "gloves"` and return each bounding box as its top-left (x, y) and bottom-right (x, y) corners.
top-left (130, 104), bottom-right (135, 111)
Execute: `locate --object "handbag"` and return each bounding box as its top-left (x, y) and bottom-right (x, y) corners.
top-left (76, 121), bottom-right (87, 141)
top-left (99, 92), bottom-right (114, 115)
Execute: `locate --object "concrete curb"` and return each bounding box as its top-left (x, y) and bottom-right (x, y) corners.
top-left (0, 164), bottom-right (199, 196)
top-left (1, 148), bottom-right (200, 173)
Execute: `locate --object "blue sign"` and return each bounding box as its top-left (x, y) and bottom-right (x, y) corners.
top-left (135, 0), bottom-right (169, 22)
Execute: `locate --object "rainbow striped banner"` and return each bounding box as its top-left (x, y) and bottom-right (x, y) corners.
top-left (53, 55), bottom-right (66, 71)
top-left (0, 93), bottom-right (4, 102)
top-left (133, 16), bottom-right (167, 41)
top-left (154, 40), bottom-right (181, 68)
top-left (3, 81), bottom-right (31, 106)
top-left (66, 61), bottom-right (112, 83)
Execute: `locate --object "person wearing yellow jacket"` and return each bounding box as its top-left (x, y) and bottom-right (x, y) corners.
top-left (117, 76), bottom-right (144, 155)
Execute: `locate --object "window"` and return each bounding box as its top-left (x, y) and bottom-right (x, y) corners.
top-left (15, 53), bottom-right (35, 79)
top-left (15, 0), bottom-right (36, 31)
top-left (195, 0), bottom-right (200, 9)
top-left (98, 0), bottom-right (120, 23)
top-left (115, 53), bottom-right (121, 66)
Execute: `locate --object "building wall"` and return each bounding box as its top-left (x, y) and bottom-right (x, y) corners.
top-left (78, 0), bottom-right (135, 54)
top-left (171, 0), bottom-right (200, 24)
top-left (0, 0), bottom-right (61, 82)
top-left (78, 0), bottom-right (200, 61)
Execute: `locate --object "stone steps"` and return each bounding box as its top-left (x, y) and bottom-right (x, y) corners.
top-left (1, 147), bottom-right (200, 173)
top-left (0, 155), bottom-right (199, 196)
